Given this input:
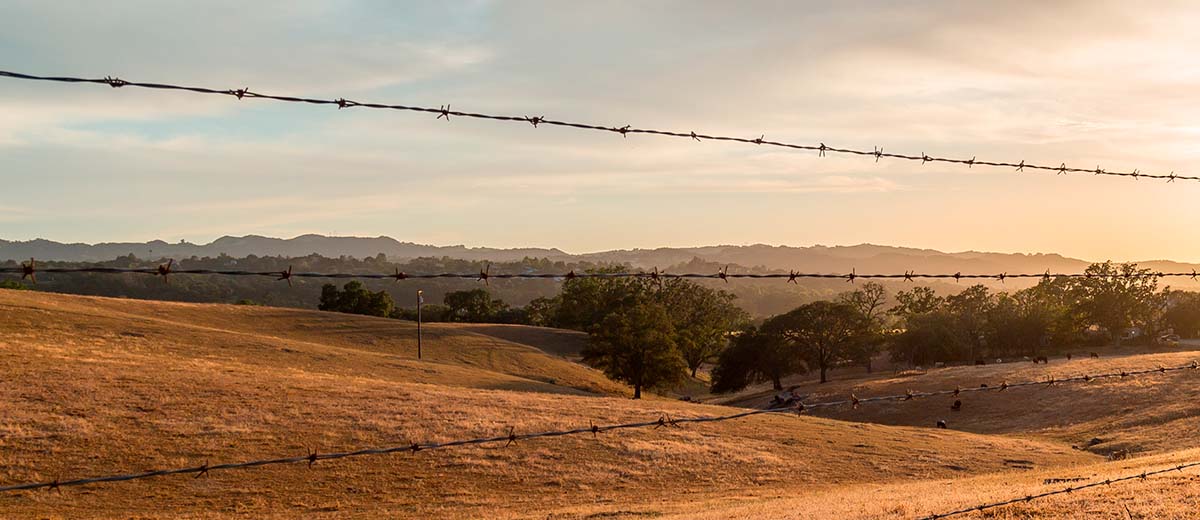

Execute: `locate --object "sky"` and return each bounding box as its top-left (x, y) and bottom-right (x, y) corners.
top-left (2, 1), bottom-right (1199, 261)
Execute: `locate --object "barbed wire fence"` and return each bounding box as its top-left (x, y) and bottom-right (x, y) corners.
top-left (2, 69), bottom-right (1197, 184)
top-left (2, 258), bottom-right (1196, 286)
top-left (1, 360), bottom-right (1194, 494)
top-left (920, 460), bottom-right (1200, 519)
top-left (4, 68), bottom-right (1200, 517)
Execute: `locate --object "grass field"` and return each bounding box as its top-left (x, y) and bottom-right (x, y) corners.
top-left (2, 290), bottom-right (1198, 518)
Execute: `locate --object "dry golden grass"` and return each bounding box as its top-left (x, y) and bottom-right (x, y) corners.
top-left (0, 290), bottom-right (625, 397)
top-left (659, 448), bottom-right (1200, 519)
top-left (719, 350), bottom-right (1200, 457)
top-left (1, 290), bottom-right (1197, 519)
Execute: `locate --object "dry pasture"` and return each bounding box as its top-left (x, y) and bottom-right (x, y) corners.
top-left (1, 290), bottom-right (1198, 518)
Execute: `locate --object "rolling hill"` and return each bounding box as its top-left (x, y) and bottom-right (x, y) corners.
top-left (0, 289), bottom-right (1137, 519)
top-left (717, 348), bottom-right (1200, 457)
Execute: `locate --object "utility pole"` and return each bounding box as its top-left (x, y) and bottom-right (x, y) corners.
top-left (417, 290), bottom-right (423, 360)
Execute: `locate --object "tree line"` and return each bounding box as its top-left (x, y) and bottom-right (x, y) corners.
top-left (512, 261), bottom-right (1200, 398)
top-left (318, 282), bottom-right (531, 324)
top-left (712, 261), bottom-right (1200, 394)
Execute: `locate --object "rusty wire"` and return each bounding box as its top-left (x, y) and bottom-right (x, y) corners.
top-left (1, 360), bottom-right (1192, 494)
top-left (2, 260), bottom-right (1196, 286)
top-left (919, 460), bottom-right (1200, 519)
top-left (1, 69), bottom-right (1196, 183)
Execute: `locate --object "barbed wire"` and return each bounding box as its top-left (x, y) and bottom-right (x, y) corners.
top-left (2, 360), bottom-right (1192, 494)
top-left (919, 460), bottom-right (1200, 519)
top-left (0, 409), bottom-right (768, 493)
top-left (1, 69), bottom-right (1195, 184)
top-left (2, 259), bottom-right (1196, 286)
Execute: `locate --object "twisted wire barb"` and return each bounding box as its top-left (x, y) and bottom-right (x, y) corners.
top-left (1, 69), bottom-right (1195, 183)
top-left (3, 263), bottom-right (1197, 285)
top-left (1, 361), bottom-right (1192, 493)
top-left (919, 460), bottom-right (1200, 519)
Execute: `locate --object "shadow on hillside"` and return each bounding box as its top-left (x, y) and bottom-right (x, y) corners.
top-left (482, 378), bottom-right (609, 397)
top-left (456, 324), bottom-right (590, 358)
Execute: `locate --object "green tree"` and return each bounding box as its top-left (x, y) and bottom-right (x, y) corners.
top-left (890, 310), bottom-right (966, 367)
top-left (443, 289), bottom-right (509, 322)
top-left (838, 282), bottom-right (888, 372)
top-left (659, 279), bottom-right (749, 377)
top-left (525, 296), bottom-right (562, 327)
top-left (318, 281), bottom-right (395, 318)
top-left (553, 270), bottom-right (651, 333)
top-left (581, 300), bottom-right (686, 399)
top-left (890, 286), bottom-right (944, 325)
top-left (945, 285), bottom-right (994, 362)
top-left (710, 326), bottom-right (804, 392)
top-left (1014, 275), bottom-right (1079, 348)
top-left (1069, 262), bottom-right (1161, 345)
top-left (1163, 290), bottom-right (1200, 338)
top-left (984, 292), bottom-right (1053, 358)
top-left (763, 301), bottom-right (866, 383)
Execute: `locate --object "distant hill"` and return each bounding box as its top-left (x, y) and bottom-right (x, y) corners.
top-left (4, 236), bottom-right (1197, 290)
top-left (0, 235), bottom-right (571, 263)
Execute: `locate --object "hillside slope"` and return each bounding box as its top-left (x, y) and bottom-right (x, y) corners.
top-left (0, 290), bottom-right (624, 397)
top-left (719, 349), bottom-right (1200, 457)
top-left (0, 290), bottom-right (1099, 519)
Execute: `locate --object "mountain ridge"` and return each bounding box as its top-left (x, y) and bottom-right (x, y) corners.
top-left (2, 236), bottom-right (1197, 283)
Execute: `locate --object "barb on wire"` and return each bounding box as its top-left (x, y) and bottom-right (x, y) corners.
top-left (1, 69), bottom-right (1196, 184)
top-left (21, 258), bottom-right (35, 283)
top-left (2, 265), bottom-right (1196, 285)
top-left (919, 460), bottom-right (1200, 519)
top-left (0, 360), bottom-right (1191, 494)
top-left (155, 259), bottom-right (173, 284)
top-left (277, 266), bottom-right (293, 287)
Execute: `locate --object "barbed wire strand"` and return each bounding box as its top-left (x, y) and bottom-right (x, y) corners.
top-left (2, 360), bottom-right (1192, 494)
top-left (2, 260), bottom-right (1197, 286)
top-left (919, 460), bottom-right (1200, 519)
top-left (1, 69), bottom-right (1195, 183)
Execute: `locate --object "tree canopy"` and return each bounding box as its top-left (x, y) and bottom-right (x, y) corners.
top-left (581, 300), bottom-right (685, 399)
top-left (318, 281), bottom-right (395, 318)
top-left (710, 326), bottom-right (802, 392)
top-left (762, 300), bottom-right (868, 383)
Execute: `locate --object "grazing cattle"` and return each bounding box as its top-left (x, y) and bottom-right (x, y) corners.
top-left (1090, 352), bottom-right (1100, 359)
top-left (950, 400), bottom-right (962, 411)
top-left (980, 383), bottom-right (989, 388)
top-left (1109, 449), bottom-right (1129, 461)
top-left (1035, 356), bottom-right (1049, 364)
top-left (936, 420), bottom-right (947, 429)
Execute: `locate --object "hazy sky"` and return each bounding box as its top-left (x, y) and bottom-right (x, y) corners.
top-left (2, 1), bottom-right (1199, 261)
